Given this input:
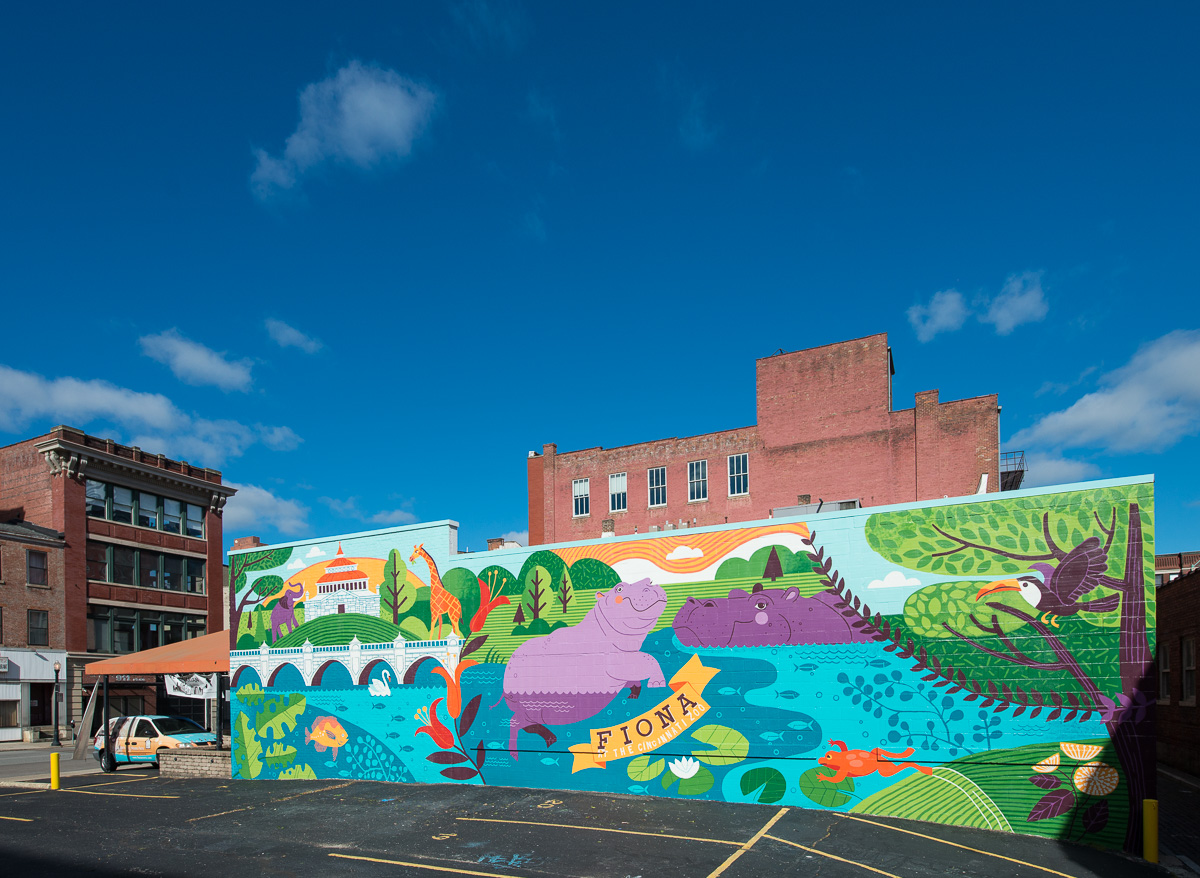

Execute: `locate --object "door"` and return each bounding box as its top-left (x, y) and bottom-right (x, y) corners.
top-left (124, 719), bottom-right (159, 762)
top-left (29, 683), bottom-right (52, 726)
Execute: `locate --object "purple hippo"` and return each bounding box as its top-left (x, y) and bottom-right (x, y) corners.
top-left (502, 578), bottom-right (668, 758)
top-left (672, 584), bottom-right (872, 648)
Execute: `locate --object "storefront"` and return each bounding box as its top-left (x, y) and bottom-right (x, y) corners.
top-left (0, 647), bottom-right (70, 742)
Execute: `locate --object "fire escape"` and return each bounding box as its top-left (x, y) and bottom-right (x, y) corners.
top-left (1000, 451), bottom-right (1027, 491)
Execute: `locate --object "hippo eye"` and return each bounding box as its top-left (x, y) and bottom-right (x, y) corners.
top-left (615, 586), bottom-right (622, 593)
top-left (754, 600), bottom-right (767, 610)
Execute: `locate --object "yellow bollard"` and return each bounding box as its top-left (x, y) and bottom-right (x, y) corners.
top-left (50, 752), bottom-right (60, 791)
top-left (1143, 799), bottom-right (1158, 863)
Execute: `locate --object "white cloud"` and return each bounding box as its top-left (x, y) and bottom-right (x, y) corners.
top-left (1011, 330), bottom-right (1200, 454)
top-left (1020, 454), bottom-right (1103, 488)
top-left (265, 319), bottom-right (323, 354)
top-left (0, 364), bottom-right (300, 468)
top-left (251, 61), bottom-right (437, 200)
top-left (286, 558), bottom-right (305, 570)
top-left (0, 365), bottom-right (182, 432)
top-left (305, 546), bottom-right (325, 559)
top-left (869, 571), bottom-right (921, 589)
top-left (665, 545), bottom-right (704, 561)
top-left (321, 496), bottom-right (417, 526)
top-left (139, 329), bottom-right (253, 392)
top-left (501, 530), bottom-right (528, 546)
top-left (980, 271), bottom-right (1049, 335)
top-left (223, 483), bottom-right (309, 537)
top-left (907, 289), bottom-right (969, 343)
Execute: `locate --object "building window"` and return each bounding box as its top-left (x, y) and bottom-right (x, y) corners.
top-left (27, 550), bottom-right (48, 586)
top-left (139, 551), bottom-right (159, 590)
top-left (86, 479), bottom-right (107, 517)
top-left (648, 467), bottom-right (667, 508)
top-left (28, 610), bottom-right (49, 647)
top-left (572, 479), bottom-right (590, 517)
top-left (609, 473), bottom-right (627, 513)
top-left (162, 498), bottom-right (182, 534)
top-left (1158, 643), bottom-right (1171, 703)
top-left (112, 546), bottom-right (136, 586)
top-left (186, 560), bottom-right (205, 594)
top-left (0, 607), bottom-right (4, 643)
top-left (163, 555), bottom-right (184, 592)
top-left (0, 701), bottom-right (16, 728)
top-left (87, 542), bottom-right (109, 582)
top-left (186, 503), bottom-right (205, 538)
top-left (688, 460), bottom-right (708, 502)
top-left (728, 453), bottom-right (749, 496)
top-left (1184, 637), bottom-right (1196, 704)
top-left (111, 486), bottom-right (134, 524)
top-left (137, 492), bottom-right (159, 529)
top-left (85, 541), bottom-right (203, 594)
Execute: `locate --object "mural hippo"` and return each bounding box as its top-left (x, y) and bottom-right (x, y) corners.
top-left (502, 578), bottom-right (668, 758)
top-left (672, 583), bottom-right (872, 647)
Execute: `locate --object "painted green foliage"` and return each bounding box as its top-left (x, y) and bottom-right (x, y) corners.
top-left (799, 767), bottom-right (855, 807)
top-left (715, 544), bottom-right (814, 580)
top-left (903, 581), bottom-right (1027, 639)
top-left (233, 712), bottom-right (263, 779)
top-left (379, 549), bottom-right (412, 625)
top-left (258, 694), bottom-right (306, 740)
top-left (441, 567), bottom-right (483, 634)
top-left (568, 557), bottom-right (620, 592)
top-left (274, 614), bottom-right (400, 647)
top-left (514, 551), bottom-right (567, 597)
top-left (739, 767), bottom-right (787, 804)
top-left (231, 546), bottom-right (295, 639)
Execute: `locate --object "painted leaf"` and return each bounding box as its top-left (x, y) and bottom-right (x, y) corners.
top-left (677, 766), bottom-right (715, 796)
top-left (799, 767), bottom-right (856, 807)
top-left (233, 712), bottom-right (263, 780)
top-left (690, 725), bottom-right (750, 766)
top-left (1029, 775), bottom-right (1061, 790)
top-left (459, 695), bottom-right (482, 739)
top-left (440, 766), bottom-right (479, 781)
top-left (1028, 789), bottom-right (1075, 822)
top-left (740, 767), bottom-right (787, 804)
top-left (627, 755), bottom-right (666, 782)
top-left (1060, 742), bottom-right (1103, 761)
top-left (461, 635), bottom-right (487, 659)
top-left (1032, 753), bottom-right (1060, 773)
top-left (1082, 799), bottom-right (1109, 833)
top-left (278, 763), bottom-right (317, 780)
top-left (257, 694), bottom-right (306, 740)
top-left (475, 740), bottom-right (487, 769)
top-left (427, 750), bottom-right (470, 765)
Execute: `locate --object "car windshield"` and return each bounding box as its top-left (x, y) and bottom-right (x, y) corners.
top-left (153, 717), bottom-right (206, 735)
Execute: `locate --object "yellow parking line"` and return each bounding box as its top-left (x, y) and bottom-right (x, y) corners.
top-left (764, 834), bottom-right (901, 878)
top-left (456, 816), bottom-right (742, 846)
top-left (0, 790), bottom-right (44, 798)
top-left (0, 815), bottom-right (34, 822)
top-left (329, 853), bottom-right (517, 876)
top-left (189, 806), bottom-right (250, 822)
top-left (837, 814), bottom-right (1081, 878)
top-left (62, 789), bottom-right (179, 799)
top-left (706, 808), bottom-right (789, 878)
top-left (188, 781), bottom-right (357, 822)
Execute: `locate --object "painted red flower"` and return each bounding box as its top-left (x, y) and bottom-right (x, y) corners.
top-left (414, 698), bottom-right (454, 749)
top-left (471, 578), bottom-right (511, 632)
top-left (432, 659), bottom-right (478, 718)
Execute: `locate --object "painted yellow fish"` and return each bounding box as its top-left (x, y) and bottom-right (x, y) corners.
top-left (305, 716), bottom-right (348, 760)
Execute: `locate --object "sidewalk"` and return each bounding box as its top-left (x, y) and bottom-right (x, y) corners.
top-left (1159, 763), bottom-right (1200, 877)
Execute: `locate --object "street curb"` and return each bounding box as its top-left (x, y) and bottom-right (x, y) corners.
top-left (0, 781), bottom-right (50, 790)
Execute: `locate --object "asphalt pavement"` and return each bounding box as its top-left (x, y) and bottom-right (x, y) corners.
top-left (0, 767), bottom-right (1174, 878)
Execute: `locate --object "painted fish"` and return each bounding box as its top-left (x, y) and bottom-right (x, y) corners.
top-left (386, 732), bottom-right (401, 739)
top-left (759, 731), bottom-right (785, 742)
top-left (794, 663), bottom-right (819, 673)
top-left (372, 703), bottom-right (386, 710)
top-left (775, 690), bottom-right (801, 700)
top-left (334, 703), bottom-right (348, 712)
top-left (399, 745), bottom-right (416, 753)
top-left (866, 659), bottom-right (890, 668)
top-left (628, 784), bottom-right (649, 794)
top-left (391, 715), bottom-right (407, 723)
top-left (718, 687), bottom-right (742, 697)
top-left (788, 720), bottom-right (816, 731)
top-left (305, 716), bottom-right (349, 760)
top-left (540, 757), bottom-right (560, 766)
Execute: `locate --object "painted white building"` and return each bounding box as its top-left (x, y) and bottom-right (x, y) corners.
top-left (304, 544), bottom-right (379, 621)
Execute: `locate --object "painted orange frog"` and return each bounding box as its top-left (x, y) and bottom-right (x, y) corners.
top-left (817, 739), bottom-right (933, 783)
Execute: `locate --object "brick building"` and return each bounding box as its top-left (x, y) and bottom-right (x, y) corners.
top-left (528, 333), bottom-right (1008, 545)
top-left (0, 520), bottom-right (67, 741)
top-left (1156, 566), bottom-right (1198, 775)
top-left (0, 426), bottom-right (235, 737)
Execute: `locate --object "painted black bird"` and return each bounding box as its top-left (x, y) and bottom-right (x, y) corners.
top-left (976, 536), bottom-right (1121, 627)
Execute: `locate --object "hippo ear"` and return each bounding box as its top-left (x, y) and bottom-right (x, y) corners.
top-left (783, 587), bottom-right (799, 601)
top-left (752, 583), bottom-right (764, 594)
top-left (728, 588), bottom-right (751, 599)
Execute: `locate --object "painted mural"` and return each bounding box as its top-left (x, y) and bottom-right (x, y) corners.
top-left (229, 478), bottom-right (1155, 852)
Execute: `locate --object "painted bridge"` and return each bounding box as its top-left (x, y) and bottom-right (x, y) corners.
top-left (231, 633), bottom-right (462, 688)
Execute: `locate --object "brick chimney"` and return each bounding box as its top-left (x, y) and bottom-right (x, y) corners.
top-left (233, 536), bottom-right (263, 550)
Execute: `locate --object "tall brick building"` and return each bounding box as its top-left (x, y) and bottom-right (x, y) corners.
top-left (0, 426), bottom-right (235, 738)
top-left (528, 333), bottom-right (1007, 545)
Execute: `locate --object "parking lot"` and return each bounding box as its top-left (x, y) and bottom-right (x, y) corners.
top-left (0, 768), bottom-right (1169, 878)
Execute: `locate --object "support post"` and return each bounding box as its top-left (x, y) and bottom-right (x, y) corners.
top-left (50, 753), bottom-right (60, 790)
top-left (102, 675), bottom-right (111, 771)
top-left (1143, 799), bottom-right (1158, 863)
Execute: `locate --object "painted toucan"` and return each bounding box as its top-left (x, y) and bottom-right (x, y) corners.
top-left (975, 536), bottom-right (1120, 627)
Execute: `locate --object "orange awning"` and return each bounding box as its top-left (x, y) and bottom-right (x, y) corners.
top-left (84, 631), bottom-right (229, 676)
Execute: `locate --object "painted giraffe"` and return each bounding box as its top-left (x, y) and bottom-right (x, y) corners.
top-left (409, 543), bottom-right (462, 639)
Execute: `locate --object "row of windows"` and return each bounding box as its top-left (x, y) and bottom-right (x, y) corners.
top-left (87, 605), bottom-right (206, 654)
top-left (86, 541), bottom-right (206, 594)
top-left (572, 454), bottom-right (750, 517)
top-left (86, 480), bottom-right (205, 539)
top-left (1159, 637), bottom-right (1197, 704)
top-left (0, 608), bottom-right (49, 647)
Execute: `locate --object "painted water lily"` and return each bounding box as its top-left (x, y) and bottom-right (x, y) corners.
top-left (472, 577), bottom-right (511, 632)
top-left (414, 698), bottom-right (454, 749)
top-left (669, 757), bottom-right (701, 779)
top-left (431, 659), bottom-right (479, 718)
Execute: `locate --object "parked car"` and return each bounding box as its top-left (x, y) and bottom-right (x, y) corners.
top-left (93, 715), bottom-right (217, 771)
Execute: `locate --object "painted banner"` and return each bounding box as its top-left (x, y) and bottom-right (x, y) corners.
top-left (166, 673), bottom-right (217, 699)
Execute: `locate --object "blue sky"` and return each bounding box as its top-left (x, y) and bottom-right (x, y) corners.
top-left (1, 4), bottom-right (1197, 554)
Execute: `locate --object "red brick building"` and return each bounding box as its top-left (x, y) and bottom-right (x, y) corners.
top-left (528, 334), bottom-right (1005, 545)
top-left (0, 426), bottom-right (235, 735)
top-left (1156, 566), bottom-right (1198, 775)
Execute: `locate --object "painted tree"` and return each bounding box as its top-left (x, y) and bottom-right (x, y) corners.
top-left (762, 547), bottom-right (784, 581)
top-left (379, 549), bottom-right (412, 625)
top-left (815, 486), bottom-right (1155, 853)
top-left (515, 550), bottom-right (567, 598)
top-left (229, 547), bottom-right (294, 641)
top-left (568, 557), bottom-right (620, 592)
top-left (521, 565), bottom-right (552, 622)
top-left (441, 567), bottom-right (483, 634)
top-left (557, 568), bottom-right (573, 613)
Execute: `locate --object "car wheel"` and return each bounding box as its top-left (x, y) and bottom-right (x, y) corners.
top-left (100, 750), bottom-right (117, 773)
